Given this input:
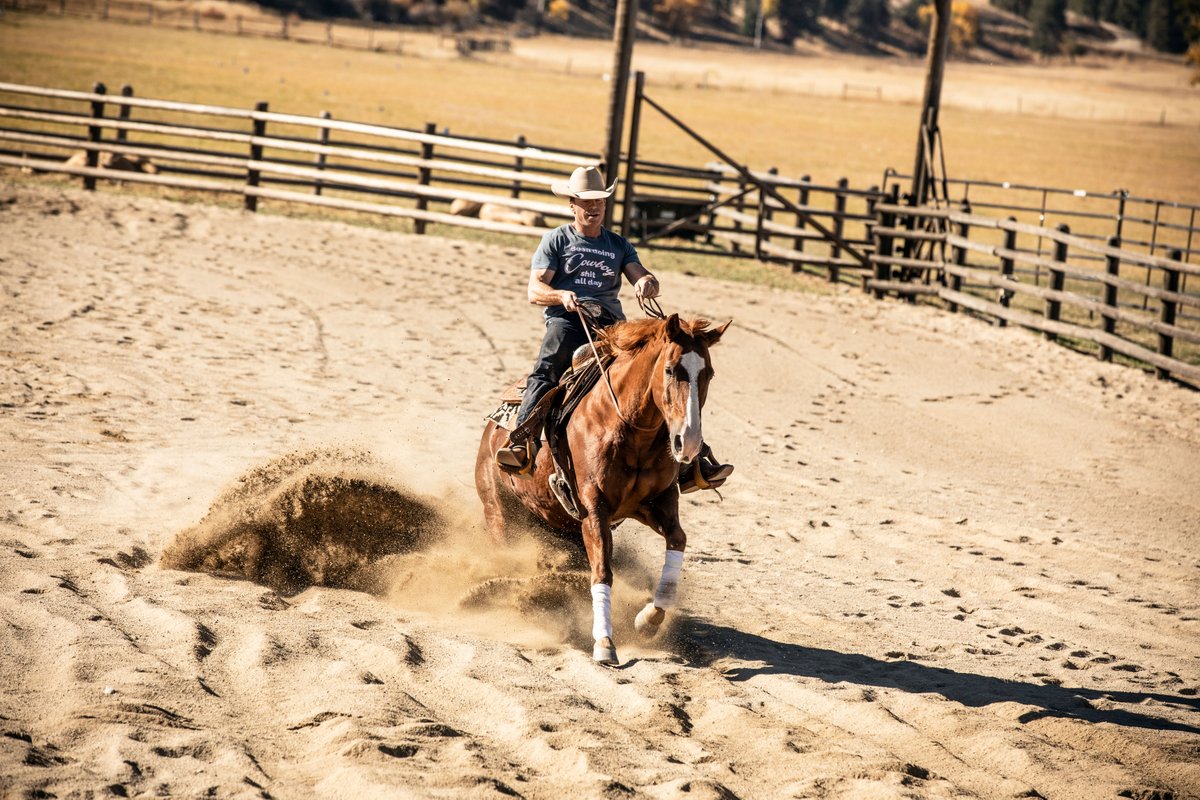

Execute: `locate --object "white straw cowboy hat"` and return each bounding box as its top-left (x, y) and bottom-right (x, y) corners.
top-left (552, 166), bottom-right (618, 200)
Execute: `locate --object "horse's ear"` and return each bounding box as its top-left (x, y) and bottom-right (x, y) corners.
top-left (703, 319), bottom-right (732, 347)
top-left (664, 313), bottom-right (682, 340)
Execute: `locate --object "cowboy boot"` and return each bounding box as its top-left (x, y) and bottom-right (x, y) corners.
top-left (496, 437), bottom-right (539, 478)
top-left (678, 443), bottom-right (734, 494)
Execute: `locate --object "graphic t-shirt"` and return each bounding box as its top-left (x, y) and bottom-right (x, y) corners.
top-left (531, 225), bottom-right (641, 321)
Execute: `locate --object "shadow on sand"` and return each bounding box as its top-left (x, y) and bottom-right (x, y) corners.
top-left (667, 617), bottom-right (1200, 735)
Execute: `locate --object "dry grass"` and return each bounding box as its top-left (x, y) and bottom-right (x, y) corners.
top-left (2, 12), bottom-right (1198, 203)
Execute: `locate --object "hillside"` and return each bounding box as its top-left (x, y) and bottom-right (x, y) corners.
top-left (135, 0), bottom-right (1191, 62)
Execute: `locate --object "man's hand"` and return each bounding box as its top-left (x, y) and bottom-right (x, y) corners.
top-left (635, 274), bottom-right (660, 300)
top-left (558, 289), bottom-right (580, 313)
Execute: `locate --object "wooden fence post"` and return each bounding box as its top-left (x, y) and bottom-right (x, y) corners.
top-left (236, 14), bottom-right (242, 34)
top-left (755, 166), bottom-right (777, 262)
top-left (871, 184), bottom-right (899, 296)
top-left (245, 100), bottom-right (267, 212)
top-left (192, 10), bottom-right (199, 30)
top-left (314, 110), bottom-right (331, 196)
top-left (84, 82), bottom-right (106, 191)
top-left (829, 176), bottom-right (848, 283)
top-left (326, 21), bottom-right (333, 45)
top-left (1044, 223), bottom-right (1069, 341)
top-left (116, 84), bottom-right (133, 144)
top-left (793, 174), bottom-right (810, 256)
top-left (948, 201), bottom-right (970, 313)
top-left (997, 217), bottom-right (1017, 327)
top-left (621, 71), bottom-right (645, 239)
top-left (511, 134), bottom-right (525, 199)
top-left (1156, 249), bottom-right (1182, 379)
top-left (731, 170), bottom-right (746, 254)
top-left (1099, 235), bottom-right (1120, 361)
top-left (281, 15), bottom-right (289, 39)
top-left (414, 121), bottom-right (435, 235)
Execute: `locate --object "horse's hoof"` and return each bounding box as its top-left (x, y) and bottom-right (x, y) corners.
top-left (634, 603), bottom-right (666, 637)
top-left (593, 637), bottom-right (619, 665)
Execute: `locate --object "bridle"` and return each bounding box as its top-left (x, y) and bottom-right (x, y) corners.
top-left (575, 295), bottom-right (670, 433)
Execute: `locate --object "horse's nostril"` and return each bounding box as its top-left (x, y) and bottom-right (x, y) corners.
top-left (673, 434), bottom-right (683, 453)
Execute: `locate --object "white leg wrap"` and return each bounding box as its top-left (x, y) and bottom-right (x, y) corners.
top-left (653, 549), bottom-right (685, 609)
top-left (591, 583), bottom-right (613, 641)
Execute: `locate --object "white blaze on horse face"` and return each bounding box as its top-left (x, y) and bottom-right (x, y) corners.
top-left (674, 351), bottom-right (706, 463)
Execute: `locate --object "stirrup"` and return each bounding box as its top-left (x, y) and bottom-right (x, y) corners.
top-left (496, 440), bottom-right (536, 477)
top-left (679, 459), bottom-right (734, 495)
top-left (548, 470), bottom-right (584, 521)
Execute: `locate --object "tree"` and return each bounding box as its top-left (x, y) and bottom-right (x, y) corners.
top-left (989, 0), bottom-right (1032, 16)
top-left (1069, 0), bottom-right (1101, 20)
top-left (919, 1), bottom-right (980, 54)
top-left (774, 0), bottom-right (819, 39)
top-left (823, 0), bottom-right (851, 21)
top-left (1109, 0), bottom-right (1144, 34)
top-left (845, 0), bottom-right (889, 38)
top-left (1146, 0), bottom-right (1189, 51)
top-left (1029, 0), bottom-right (1067, 53)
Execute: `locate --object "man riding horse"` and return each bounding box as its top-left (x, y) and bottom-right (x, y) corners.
top-left (495, 165), bottom-right (733, 493)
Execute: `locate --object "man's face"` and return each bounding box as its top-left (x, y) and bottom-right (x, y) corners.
top-left (571, 197), bottom-right (605, 230)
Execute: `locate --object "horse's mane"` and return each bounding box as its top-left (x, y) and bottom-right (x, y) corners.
top-left (598, 317), bottom-right (713, 354)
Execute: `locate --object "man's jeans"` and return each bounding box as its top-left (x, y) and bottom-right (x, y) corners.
top-left (514, 314), bottom-right (608, 428)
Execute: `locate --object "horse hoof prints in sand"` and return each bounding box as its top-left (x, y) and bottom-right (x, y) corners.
top-left (476, 314), bottom-right (731, 665)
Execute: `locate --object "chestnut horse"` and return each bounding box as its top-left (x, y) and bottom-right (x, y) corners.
top-left (475, 313), bottom-right (730, 664)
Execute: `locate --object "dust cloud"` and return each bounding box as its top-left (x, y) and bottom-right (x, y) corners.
top-left (160, 447), bottom-right (664, 651)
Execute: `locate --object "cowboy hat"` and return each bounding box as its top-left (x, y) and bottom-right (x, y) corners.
top-left (552, 166), bottom-right (618, 200)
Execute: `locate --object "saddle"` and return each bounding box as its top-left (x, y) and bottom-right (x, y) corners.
top-left (487, 349), bottom-right (613, 521)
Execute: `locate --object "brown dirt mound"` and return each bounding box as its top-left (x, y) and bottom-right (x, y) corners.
top-left (161, 448), bottom-right (441, 594)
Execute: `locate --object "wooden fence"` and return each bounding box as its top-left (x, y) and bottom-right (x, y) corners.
top-left (0, 0), bottom-right (416, 52)
top-left (867, 202), bottom-right (1200, 385)
top-left (0, 80), bottom-right (592, 237)
top-left (1, 79), bottom-right (1198, 387)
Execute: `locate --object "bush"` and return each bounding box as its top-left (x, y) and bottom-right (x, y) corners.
top-left (915, 1), bottom-right (979, 52)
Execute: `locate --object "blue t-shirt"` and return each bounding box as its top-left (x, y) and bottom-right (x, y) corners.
top-left (531, 225), bottom-right (641, 320)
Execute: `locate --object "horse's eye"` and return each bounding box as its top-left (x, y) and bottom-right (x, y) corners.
top-left (664, 365), bottom-right (676, 379)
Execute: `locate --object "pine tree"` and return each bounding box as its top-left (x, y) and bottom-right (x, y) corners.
top-left (1069, 0), bottom-right (1101, 20)
top-left (846, 0), bottom-right (889, 37)
top-left (774, 0), bottom-right (819, 38)
top-left (1029, 0), bottom-right (1067, 52)
top-left (823, 0), bottom-right (851, 21)
top-left (1110, 0), bottom-right (1144, 34)
top-left (989, 0), bottom-right (1032, 15)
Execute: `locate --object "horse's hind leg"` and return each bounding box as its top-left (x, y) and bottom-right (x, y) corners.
top-left (475, 425), bottom-right (511, 545)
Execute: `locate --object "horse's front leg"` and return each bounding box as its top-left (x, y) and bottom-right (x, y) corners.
top-left (635, 494), bottom-right (687, 639)
top-left (580, 509), bottom-right (618, 665)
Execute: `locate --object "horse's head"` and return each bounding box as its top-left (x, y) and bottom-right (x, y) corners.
top-left (657, 314), bottom-right (731, 465)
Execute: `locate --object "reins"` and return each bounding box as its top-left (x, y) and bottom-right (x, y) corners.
top-left (576, 296), bottom-right (664, 432)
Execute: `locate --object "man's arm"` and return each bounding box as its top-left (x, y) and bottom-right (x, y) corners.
top-left (528, 268), bottom-right (580, 313)
top-left (623, 261), bottom-right (659, 299)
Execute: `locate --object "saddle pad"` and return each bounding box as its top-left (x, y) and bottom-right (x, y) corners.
top-left (486, 401), bottom-right (520, 431)
top-left (498, 375), bottom-right (527, 406)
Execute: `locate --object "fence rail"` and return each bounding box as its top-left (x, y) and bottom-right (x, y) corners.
top-left (867, 205), bottom-right (1200, 385)
top-left (0, 80), bottom-right (594, 236)
top-left (2, 79), bottom-right (1198, 387)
